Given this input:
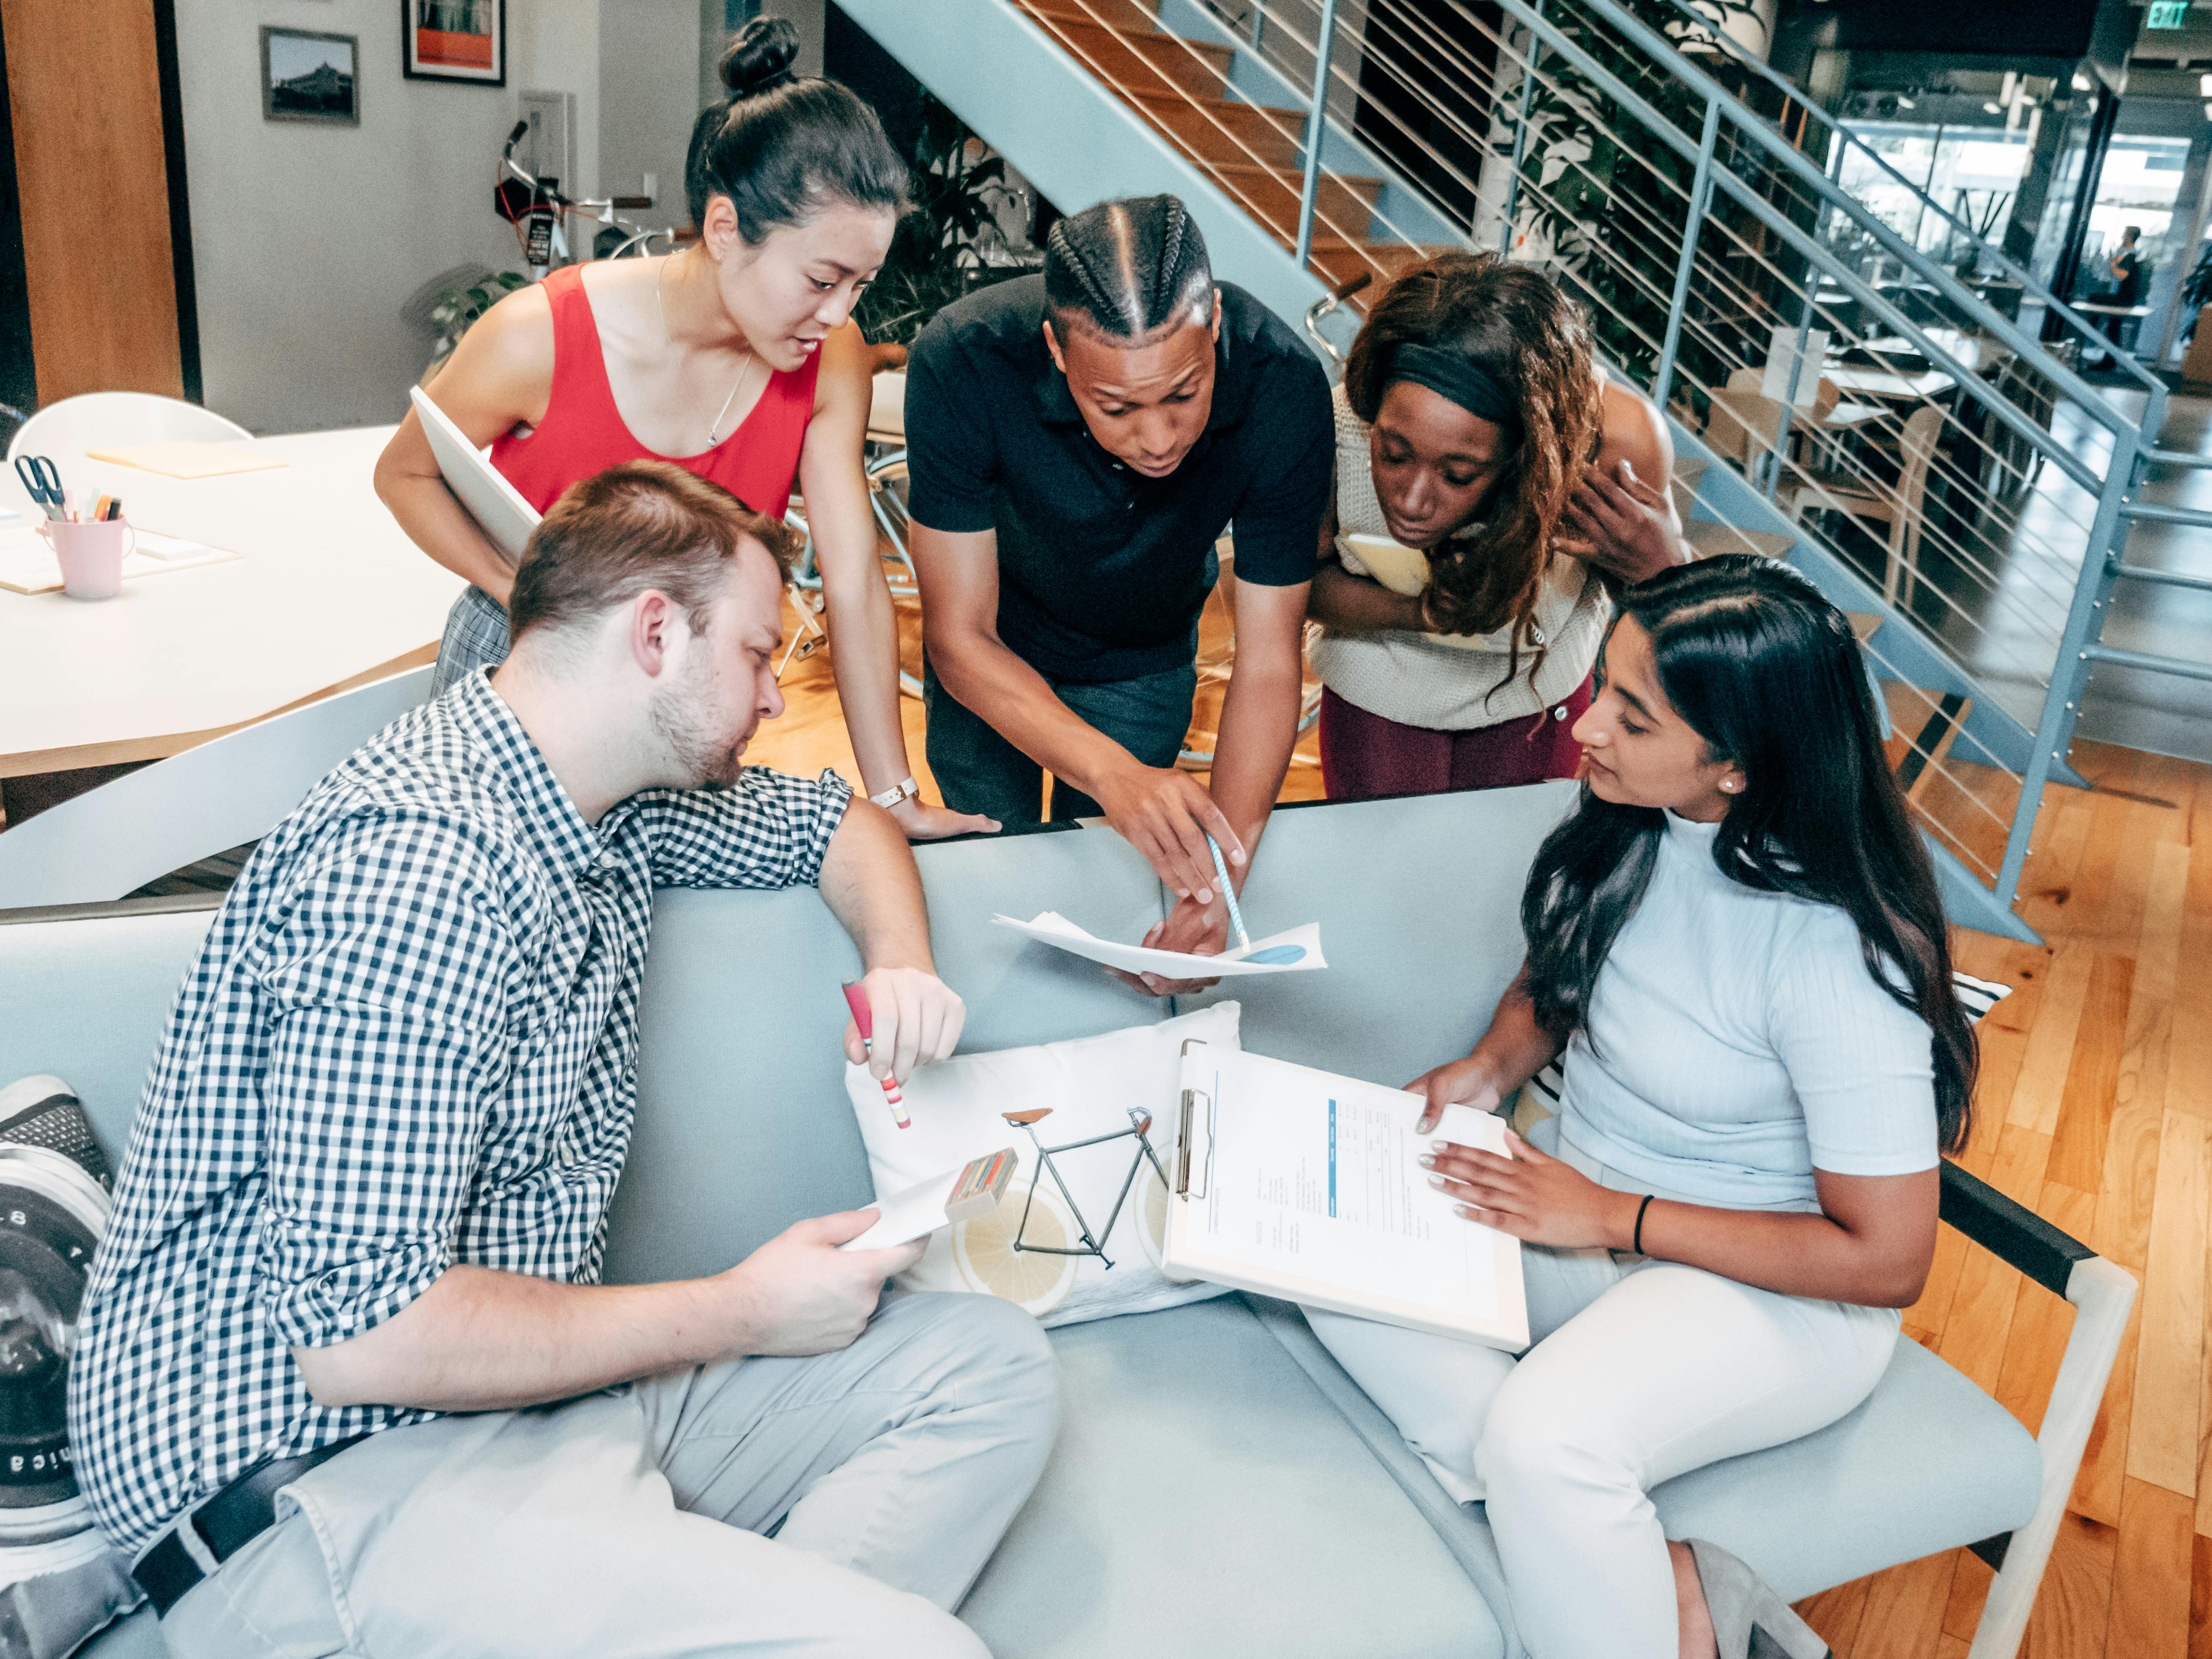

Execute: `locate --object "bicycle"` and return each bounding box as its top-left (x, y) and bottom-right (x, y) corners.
top-left (493, 119), bottom-right (674, 279)
top-left (948, 1106), bottom-right (1175, 1316)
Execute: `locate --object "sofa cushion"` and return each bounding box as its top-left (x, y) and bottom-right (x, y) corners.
top-left (1648, 1334), bottom-right (2041, 1600)
top-left (1184, 784), bottom-right (1576, 1092)
top-left (0, 903), bottom-right (219, 1157)
top-left (603, 824), bottom-right (1168, 1285)
top-left (851, 1004), bottom-right (1238, 1326)
top-left (964, 1295), bottom-right (1503, 1659)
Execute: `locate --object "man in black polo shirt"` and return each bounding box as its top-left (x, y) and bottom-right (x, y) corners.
top-left (905, 195), bottom-right (1331, 978)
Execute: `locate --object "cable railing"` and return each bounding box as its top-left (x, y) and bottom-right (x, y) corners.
top-left (1007, 0), bottom-right (2184, 919)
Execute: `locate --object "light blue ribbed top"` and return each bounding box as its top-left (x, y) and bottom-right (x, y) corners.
top-left (1557, 811), bottom-right (1940, 1208)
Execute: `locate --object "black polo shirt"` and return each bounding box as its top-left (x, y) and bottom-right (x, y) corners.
top-left (904, 276), bottom-right (1332, 684)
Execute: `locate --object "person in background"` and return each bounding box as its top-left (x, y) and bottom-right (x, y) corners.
top-left (904, 195), bottom-right (1332, 990)
top-left (2090, 225), bottom-right (2147, 368)
top-left (1305, 557), bottom-right (1973, 1659)
top-left (70, 462), bottom-right (1055, 1659)
top-left (374, 18), bottom-right (993, 841)
top-left (1307, 253), bottom-right (1689, 802)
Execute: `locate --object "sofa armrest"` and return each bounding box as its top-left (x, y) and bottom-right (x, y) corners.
top-left (1940, 1162), bottom-right (2136, 1659)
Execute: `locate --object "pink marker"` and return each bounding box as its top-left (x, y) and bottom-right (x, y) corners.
top-left (842, 980), bottom-right (908, 1128)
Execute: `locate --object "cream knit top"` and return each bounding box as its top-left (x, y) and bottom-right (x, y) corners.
top-left (1310, 381), bottom-right (1610, 730)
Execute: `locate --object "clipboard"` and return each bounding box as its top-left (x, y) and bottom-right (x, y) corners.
top-left (1165, 1040), bottom-right (1528, 1351)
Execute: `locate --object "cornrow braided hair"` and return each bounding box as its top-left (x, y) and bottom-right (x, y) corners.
top-left (1342, 252), bottom-right (1606, 703)
top-left (1044, 195), bottom-right (1216, 339)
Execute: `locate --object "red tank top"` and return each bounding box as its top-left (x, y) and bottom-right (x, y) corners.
top-left (489, 262), bottom-right (820, 520)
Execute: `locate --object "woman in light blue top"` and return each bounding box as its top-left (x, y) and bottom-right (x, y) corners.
top-left (1305, 556), bottom-right (1977, 1659)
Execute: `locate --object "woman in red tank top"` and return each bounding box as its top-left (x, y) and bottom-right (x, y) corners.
top-left (374, 20), bottom-right (993, 840)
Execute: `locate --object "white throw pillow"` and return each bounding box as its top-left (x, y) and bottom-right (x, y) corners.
top-left (847, 1005), bottom-right (1240, 1327)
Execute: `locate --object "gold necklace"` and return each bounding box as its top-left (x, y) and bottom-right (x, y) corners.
top-left (656, 253), bottom-right (756, 447)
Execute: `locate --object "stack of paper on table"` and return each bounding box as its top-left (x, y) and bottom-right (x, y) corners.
top-left (84, 441), bottom-right (288, 479)
top-left (1165, 1043), bottom-right (1528, 1350)
top-left (0, 526), bottom-right (240, 596)
top-left (992, 911), bottom-right (1325, 977)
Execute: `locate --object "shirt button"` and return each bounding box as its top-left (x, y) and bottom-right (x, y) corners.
top-left (1554, 705), bottom-right (1570, 720)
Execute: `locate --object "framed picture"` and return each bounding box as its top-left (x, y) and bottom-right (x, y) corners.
top-left (261, 27), bottom-right (359, 126)
top-left (403, 0), bottom-right (507, 86)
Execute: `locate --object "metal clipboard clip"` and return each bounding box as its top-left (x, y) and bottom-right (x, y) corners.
top-left (1175, 1038), bottom-right (1214, 1200)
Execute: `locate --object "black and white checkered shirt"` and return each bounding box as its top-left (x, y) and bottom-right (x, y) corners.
top-left (67, 670), bottom-right (851, 1558)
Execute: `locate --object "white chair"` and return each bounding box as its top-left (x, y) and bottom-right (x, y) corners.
top-left (0, 667), bottom-right (430, 911)
top-left (6, 393), bottom-right (252, 462)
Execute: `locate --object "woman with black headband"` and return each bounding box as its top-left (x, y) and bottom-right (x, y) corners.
top-left (1308, 252), bottom-right (1689, 801)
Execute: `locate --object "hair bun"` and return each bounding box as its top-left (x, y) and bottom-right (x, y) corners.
top-left (720, 17), bottom-right (799, 99)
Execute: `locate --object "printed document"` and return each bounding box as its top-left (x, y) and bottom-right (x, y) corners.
top-left (1164, 1045), bottom-right (1527, 1349)
top-left (993, 912), bottom-right (1326, 978)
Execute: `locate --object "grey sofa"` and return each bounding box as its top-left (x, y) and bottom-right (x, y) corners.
top-left (0, 783), bottom-right (2130, 1659)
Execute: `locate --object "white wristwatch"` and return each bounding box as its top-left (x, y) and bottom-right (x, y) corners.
top-left (869, 776), bottom-right (920, 810)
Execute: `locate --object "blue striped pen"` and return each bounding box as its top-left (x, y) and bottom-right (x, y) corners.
top-left (1207, 835), bottom-right (1252, 953)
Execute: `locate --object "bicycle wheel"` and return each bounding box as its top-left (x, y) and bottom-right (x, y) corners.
top-left (952, 1182), bottom-right (1078, 1317)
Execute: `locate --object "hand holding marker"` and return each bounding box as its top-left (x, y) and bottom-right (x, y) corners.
top-left (1206, 835), bottom-right (1306, 966)
top-left (842, 979), bottom-right (909, 1128)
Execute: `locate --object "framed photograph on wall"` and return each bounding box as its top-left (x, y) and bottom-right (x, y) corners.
top-left (261, 27), bottom-right (360, 125)
top-left (402, 0), bottom-right (506, 86)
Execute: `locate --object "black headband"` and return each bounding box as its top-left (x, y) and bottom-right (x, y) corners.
top-left (1382, 343), bottom-right (1523, 442)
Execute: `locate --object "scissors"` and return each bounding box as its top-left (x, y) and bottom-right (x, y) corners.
top-left (13, 455), bottom-right (65, 521)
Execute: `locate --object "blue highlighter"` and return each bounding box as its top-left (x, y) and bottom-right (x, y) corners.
top-left (1206, 835), bottom-right (1305, 965)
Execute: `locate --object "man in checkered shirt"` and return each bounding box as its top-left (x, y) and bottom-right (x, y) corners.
top-left (68, 463), bottom-right (1057, 1657)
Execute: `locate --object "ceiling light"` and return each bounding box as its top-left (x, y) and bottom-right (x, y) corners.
top-left (2072, 71), bottom-right (2094, 92)
top-left (1896, 94), bottom-right (1916, 109)
top-left (2001, 72), bottom-right (2018, 104)
top-left (1983, 101), bottom-right (2003, 113)
top-left (2199, 71), bottom-right (2212, 94)
top-left (2204, 100), bottom-right (2212, 119)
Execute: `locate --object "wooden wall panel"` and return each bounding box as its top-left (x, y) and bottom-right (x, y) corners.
top-left (0, 0), bottom-right (182, 401)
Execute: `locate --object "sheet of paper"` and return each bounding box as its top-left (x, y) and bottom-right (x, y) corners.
top-left (133, 530), bottom-right (212, 561)
top-left (0, 527), bottom-right (241, 596)
top-left (1170, 1047), bottom-right (1526, 1349)
top-left (992, 911), bottom-right (1326, 978)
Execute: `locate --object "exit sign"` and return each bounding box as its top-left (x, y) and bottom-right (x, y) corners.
top-left (2149, 0), bottom-right (2191, 28)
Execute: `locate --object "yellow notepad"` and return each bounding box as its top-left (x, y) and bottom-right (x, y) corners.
top-left (84, 442), bottom-right (288, 479)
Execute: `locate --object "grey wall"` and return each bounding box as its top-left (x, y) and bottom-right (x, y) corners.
top-left (178, 0), bottom-right (697, 435)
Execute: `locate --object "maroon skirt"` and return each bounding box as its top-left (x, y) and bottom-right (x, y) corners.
top-left (1317, 677), bottom-right (1593, 803)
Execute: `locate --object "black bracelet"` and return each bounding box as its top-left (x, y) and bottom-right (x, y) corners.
top-left (1632, 1193), bottom-right (1656, 1255)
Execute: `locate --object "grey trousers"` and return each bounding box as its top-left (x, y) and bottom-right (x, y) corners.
top-left (160, 1293), bottom-right (1058, 1659)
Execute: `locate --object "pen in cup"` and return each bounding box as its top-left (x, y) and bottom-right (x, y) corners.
top-left (841, 979), bottom-right (909, 1128)
top-left (1207, 835), bottom-right (1252, 953)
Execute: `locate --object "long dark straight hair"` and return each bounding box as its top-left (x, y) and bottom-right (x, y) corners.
top-left (1522, 556), bottom-right (1976, 1151)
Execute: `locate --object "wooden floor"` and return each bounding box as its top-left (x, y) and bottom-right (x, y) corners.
top-left (750, 588), bottom-right (2209, 1659)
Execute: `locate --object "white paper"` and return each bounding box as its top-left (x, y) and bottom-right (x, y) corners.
top-left (1762, 324), bottom-right (1831, 408)
top-left (992, 911), bottom-right (1326, 977)
top-left (838, 1167), bottom-right (962, 1251)
top-left (133, 530), bottom-right (211, 561)
top-left (1168, 1047), bottom-right (1527, 1350)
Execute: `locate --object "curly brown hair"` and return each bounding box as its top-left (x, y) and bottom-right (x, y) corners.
top-left (1343, 253), bottom-right (1605, 664)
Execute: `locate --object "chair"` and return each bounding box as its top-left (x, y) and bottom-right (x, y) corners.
top-left (1784, 406), bottom-right (1944, 609)
top-left (5, 393), bottom-right (252, 462)
top-left (0, 667), bottom-right (430, 911)
top-left (1979, 355), bottom-right (2056, 501)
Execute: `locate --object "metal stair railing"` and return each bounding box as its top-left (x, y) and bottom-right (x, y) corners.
top-left (1141, 0), bottom-right (2169, 923)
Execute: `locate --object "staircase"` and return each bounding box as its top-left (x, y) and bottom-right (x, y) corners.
top-left (835, 0), bottom-right (2212, 944)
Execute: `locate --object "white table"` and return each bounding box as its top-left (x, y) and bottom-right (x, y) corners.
top-left (0, 427), bottom-right (463, 778)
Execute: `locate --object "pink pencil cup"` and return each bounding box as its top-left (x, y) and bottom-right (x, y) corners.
top-left (47, 518), bottom-right (134, 601)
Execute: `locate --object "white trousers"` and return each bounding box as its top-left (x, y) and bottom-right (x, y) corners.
top-left (1305, 1123), bottom-right (1899, 1659)
top-left (161, 1292), bottom-right (1058, 1659)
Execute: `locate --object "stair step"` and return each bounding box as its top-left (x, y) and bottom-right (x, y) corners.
top-left (1883, 681), bottom-right (1973, 803)
top-left (1016, 10), bottom-right (1234, 101)
top-left (1680, 519), bottom-right (1794, 561)
top-left (1130, 93), bottom-right (1303, 170)
top-left (1300, 236), bottom-right (1441, 296)
top-left (1200, 163), bottom-right (1381, 243)
top-left (1019, 0), bottom-right (1162, 32)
